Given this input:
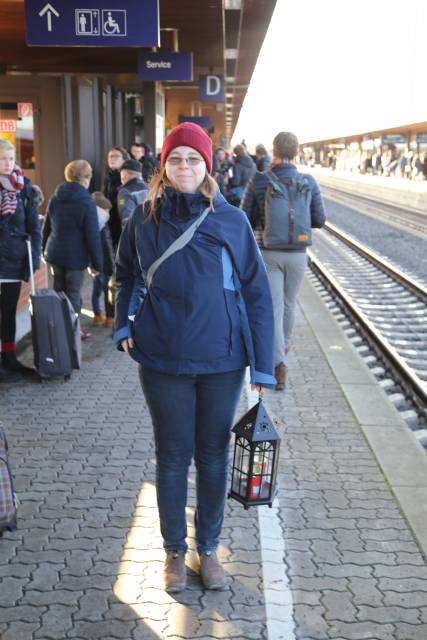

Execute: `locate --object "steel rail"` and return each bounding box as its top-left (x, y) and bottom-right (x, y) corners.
top-left (320, 183), bottom-right (427, 222)
top-left (324, 221), bottom-right (427, 301)
top-left (307, 250), bottom-right (427, 413)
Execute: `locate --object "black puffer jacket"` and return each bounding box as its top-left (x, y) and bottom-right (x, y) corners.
top-left (0, 178), bottom-right (41, 280)
top-left (229, 155), bottom-right (256, 188)
top-left (103, 168), bottom-right (123, 248)
top-left (42, 182), bottom-right (102, 272)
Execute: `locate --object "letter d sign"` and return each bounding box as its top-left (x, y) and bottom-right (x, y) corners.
top-left (199, 75), bottom-right (224, 102)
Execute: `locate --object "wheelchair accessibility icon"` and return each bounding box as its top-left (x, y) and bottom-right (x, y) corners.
top-left (102, 10), bottom-right (127, 37)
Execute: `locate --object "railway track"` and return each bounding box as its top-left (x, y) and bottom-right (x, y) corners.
top-left (308, 222), bottom-right (427, 441)
top-left (320, 184), bottom-right (427, 237)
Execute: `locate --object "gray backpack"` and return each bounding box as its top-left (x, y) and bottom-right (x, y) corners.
top-left (0, 427), bottom-right (17, 535)
top-left (262, 171), bottom-right (312, 250)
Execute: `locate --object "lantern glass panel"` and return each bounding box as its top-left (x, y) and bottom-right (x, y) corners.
top-left (249, 442), bottom-right (274, 500)
top-left (232, 437), bottom-right (251, 497)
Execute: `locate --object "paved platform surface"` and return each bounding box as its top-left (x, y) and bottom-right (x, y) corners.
top-left (1, 274), bottom-right (427, 640)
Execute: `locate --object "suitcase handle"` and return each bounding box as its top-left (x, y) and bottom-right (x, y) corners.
top-left (26, 239), bottom-right (36, 296)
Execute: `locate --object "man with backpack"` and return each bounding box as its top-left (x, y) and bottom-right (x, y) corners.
top-left (117, 159), bottom-right (148, 229)
top-left (241, 131), bottom-right (326, 390)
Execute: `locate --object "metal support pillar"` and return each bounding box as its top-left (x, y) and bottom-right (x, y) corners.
top-left (143, 81), bottom-right (156, 153)
top-left (77, 77), bottom-right (104, 188)
top-left (62, 75), bottom-right (75, 162)
top-left (114, 90), bottom-right (125, 148)
top-left (104, 84), bottom-right (115, 153)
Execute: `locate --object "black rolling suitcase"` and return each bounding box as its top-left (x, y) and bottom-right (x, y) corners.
top-left (26, 241), bottom-right (73, 380)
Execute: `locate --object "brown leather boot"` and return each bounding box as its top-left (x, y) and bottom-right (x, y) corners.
top-left (93, 312), bottom-right (106, 326)
top-left (163, 551), bottom-right (186, 593)
top-left (199, 551), bottom-right (227, 590)
top-left (274, 362), bottom-right (287, 391)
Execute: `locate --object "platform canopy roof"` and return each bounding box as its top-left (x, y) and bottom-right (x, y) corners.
top-left (302, 122), bottom-right (427, 147)
top-left (0, 0), bottom-right (277, 134)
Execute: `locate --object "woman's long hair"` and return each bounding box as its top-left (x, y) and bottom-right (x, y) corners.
top-left (145, 166), bottom-right (218, 222)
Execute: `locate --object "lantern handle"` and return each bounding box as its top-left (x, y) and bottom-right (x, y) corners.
top-left (252, 384), bottom-right (265, 402)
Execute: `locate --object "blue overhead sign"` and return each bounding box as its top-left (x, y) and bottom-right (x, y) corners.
top-left (179, 116), bottom-right (213, 130)
top-left (138, 52), bottom-right (193, 81)
top-left (199, 75), bottom-right (224, 102)
top-left (24, 1), bottom-right (160, 47)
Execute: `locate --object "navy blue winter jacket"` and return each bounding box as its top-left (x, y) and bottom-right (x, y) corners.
top-left (229, 154), bottom-right (256, 188)
top-left (42, 182), bottom-right (102, 272)
top-left (0, 178), bottom-right (41, 281)
top-left (117, 177), bottom-right (148, 229)
top-left (114, 187), bottom-right (276, 386)
top-left (241, 163), bottom-right (326, 249)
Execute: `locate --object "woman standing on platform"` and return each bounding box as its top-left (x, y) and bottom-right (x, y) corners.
top-left (114, 122), bottom-right (275, 593)
top-left (0, 138), bottom-right (41, 382)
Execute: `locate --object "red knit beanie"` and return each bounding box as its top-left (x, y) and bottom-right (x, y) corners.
top-left (161, 122), bottom-right (213, 174)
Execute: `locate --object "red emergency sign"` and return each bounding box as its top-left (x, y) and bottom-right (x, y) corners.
top-left (18, 103), bottom-right (33, 118)
top-left (0, 120), bottom-right (17, 133)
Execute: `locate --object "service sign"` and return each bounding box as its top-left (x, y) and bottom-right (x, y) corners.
top-left (199, 75), bottom-right (224, 102)
top-left (138, 52), bottom-right (193, 81)
top-left (24, 1), bottom-right (160, 47)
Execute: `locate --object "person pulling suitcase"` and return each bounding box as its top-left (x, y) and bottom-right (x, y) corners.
top-left (42, 160), bottom-right (103, 341)
top-left (0, 138), bottom-right (41, 383)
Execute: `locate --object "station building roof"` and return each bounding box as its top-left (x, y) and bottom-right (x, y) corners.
top-left (0, 0), bottom-right (277, 136)
top-left (302, 121), bottom-right (427, 147)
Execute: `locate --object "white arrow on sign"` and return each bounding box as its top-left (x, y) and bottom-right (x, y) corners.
top-left (39, 3), bottom-right (60, 32)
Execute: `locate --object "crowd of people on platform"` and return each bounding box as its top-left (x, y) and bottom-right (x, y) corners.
top-left (0, 130), bottom-right (326, 393)
top-left (360, 147), bottom-right (427, 180)
top-left (324, 145), bottom-right (427, 180)
top-left (0, 124), bottom-right (326, 593)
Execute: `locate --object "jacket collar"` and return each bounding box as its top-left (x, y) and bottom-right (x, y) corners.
top-left (126, 176), bottom-right (145, 189)
top-left (162, 186), bottom-right (223, 220)
top-left (270, 162), bottom-right (298, 177)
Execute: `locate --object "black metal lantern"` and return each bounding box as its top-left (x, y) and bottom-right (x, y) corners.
top-left (229, 398), bottom-right (281, 509)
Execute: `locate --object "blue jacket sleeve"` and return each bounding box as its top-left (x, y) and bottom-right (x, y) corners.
top-left (240, 177), bottom-right (259, 229)
top-left (229, 161), bottom-right (242, 188)
top-left (84, 201), bottom-right (103, 272)
top-left (114, 209), bottom-right (140, 347)
top-left (41, 199), bottom-right (52, 253)
top-left (117, 187), bottom-right (136, 229)
top-left (228, 212), bottom-right (276, 387)
top-left (24, 181), bottom-right (41, 272)
top-left (307, 175), bottom-right (326, 228)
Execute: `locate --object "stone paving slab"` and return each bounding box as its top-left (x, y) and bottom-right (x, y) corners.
top-left (0, 275), bottom-right (426, 639)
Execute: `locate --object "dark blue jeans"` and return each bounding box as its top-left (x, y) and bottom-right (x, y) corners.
top-left (139, 366), bottom-right (245, 554)
top-left (91, 273), bottom-right (109, 316)
top-left (52, 265), bottom-right (85, 314)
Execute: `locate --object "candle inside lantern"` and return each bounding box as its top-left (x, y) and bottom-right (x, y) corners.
top-left (229, 399), bottom-right (281, 509)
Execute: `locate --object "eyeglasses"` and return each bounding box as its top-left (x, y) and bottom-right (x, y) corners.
top-left (108, 154), bottom-right (123, 159)
top-left (166, 156), bottom-right (203, 166)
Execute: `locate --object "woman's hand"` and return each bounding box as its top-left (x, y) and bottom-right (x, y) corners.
top-left (121, 337), bottom-right (134, 353)
top-left (250, 384), bottom-right (268, 394)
